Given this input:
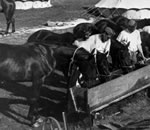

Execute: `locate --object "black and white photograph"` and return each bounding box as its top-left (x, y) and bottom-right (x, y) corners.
top-left (1, 0), bottom-right (150, 129)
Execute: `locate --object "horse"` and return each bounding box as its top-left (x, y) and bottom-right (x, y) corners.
top-left (0, 42), bottom-right (110, 127)
top-left (95, 19), bottom-right (118, 34)
top-left (27, 22), bottom-right (99, 46)
top-left (27, 29), bottom-right (75, 45)
top-left (94, 16), bottom-right (129, 38)
top-left (0, 0), bottom-right (16, 34)
top-left (110, 39), bottom-right (133, 73)
top-left (111, 16), bottom-right (129, 31)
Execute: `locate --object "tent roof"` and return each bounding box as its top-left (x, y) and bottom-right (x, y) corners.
top-left (95, 0), bottom-right (150, 9)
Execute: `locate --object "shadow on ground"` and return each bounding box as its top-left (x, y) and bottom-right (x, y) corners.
top-left (0, 70), bottom-right (68, 127)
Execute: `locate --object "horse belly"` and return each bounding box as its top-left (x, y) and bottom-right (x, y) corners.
top-left (0, 67), bottom-right (29, 81)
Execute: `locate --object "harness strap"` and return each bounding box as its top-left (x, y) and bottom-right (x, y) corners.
top-left (68, 47), bottom-right (82, 77)
top-left (37, 45), bottom-right (55, 75)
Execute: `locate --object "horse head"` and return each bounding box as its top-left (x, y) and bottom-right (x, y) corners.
top-left (68, 47), bottom-right (111, 88)
top-left (96, 51), bottom-right (111, 83)
top-left (67, 47), bottom-right (100, 88)
top-left (110, 39), bottom-right (132, 72)
top-left (117, 42), bottom-right (134, 73)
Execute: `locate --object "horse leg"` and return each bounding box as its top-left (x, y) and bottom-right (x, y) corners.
top-left (4, 9), bottom-right (15, 34)
top-left (11, 17), bottom-right (15, 33)
top-left (5, 17), bottom-right (15, 34)
top-left (28, 77), bottom-right (43, 125)
top-left (5, 19), bottom-right (11, 34)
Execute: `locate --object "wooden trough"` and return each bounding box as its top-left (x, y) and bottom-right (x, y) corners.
top-left (88, 64), bottom-right (150, 113)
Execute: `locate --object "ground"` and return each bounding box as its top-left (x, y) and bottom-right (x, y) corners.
top-left (0, 2), bottom-right (150, 130)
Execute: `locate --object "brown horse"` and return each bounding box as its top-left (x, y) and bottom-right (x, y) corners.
top-left (0, 0), bottom-right (15, 34)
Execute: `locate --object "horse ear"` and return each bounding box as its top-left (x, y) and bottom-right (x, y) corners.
top-left (104, 51), bottom-right (109, 56)
top-left (126, 42), bottom-right (130, 47)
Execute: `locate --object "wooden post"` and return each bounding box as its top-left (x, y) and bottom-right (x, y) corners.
top-left (70, 88), bottom-right (78, 112)
top-left (62, 112), bottom-right (68, 130)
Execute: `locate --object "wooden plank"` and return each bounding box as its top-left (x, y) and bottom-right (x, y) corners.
top-left (88, 65), bottom-right (150, 113)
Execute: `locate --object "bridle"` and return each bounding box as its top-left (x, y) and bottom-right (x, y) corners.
top-left (68, 47), bottom-right (82, 77)
top-left (68, 47), bottom-right (112, 85)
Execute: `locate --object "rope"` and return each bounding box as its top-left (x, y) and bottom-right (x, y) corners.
top-left (81, 4), bottom-right (122, 23)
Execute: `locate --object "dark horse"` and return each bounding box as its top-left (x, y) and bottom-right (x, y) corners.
top-left (0, 0), bottom-right (15, 34)
top-left (95, 16), bottom-right (130, 38)
top-left (27, 29), bottom-right (75, 45)
top-left (27, 23), bottom-right (98, 45)
top-left (110, 39), bottom-right (132, 72)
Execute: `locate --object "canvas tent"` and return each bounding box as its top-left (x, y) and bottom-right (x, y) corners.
top-left (95, 0), bottom-right (150, 9)
top-left (94, 0), bottom-right (150, 19)
top-left (15, 0), bottom-right (52, 9)
top-left (15, 0), bottom-right (99, 10)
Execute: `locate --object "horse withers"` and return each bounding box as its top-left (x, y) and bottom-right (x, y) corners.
top-left (0, 0), bottom-right (15, 34)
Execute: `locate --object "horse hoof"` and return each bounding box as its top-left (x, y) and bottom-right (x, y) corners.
top-left (32, 121), bottom-right (41, 128)
top-left (32, 117), bottom-right (44, 128)
top-left (3, 33), bottom-right (10, 37)
top-left (36, 117), bottom-right (44, 123)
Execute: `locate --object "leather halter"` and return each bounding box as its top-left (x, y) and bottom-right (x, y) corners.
top-left (68, 47), bottom-right (81, 77)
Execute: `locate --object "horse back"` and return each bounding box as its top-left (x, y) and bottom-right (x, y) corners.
top-left (27, 29), bottom-right (75, 45)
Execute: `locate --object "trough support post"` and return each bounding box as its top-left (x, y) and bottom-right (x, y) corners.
top-left (62, 112), bottom-right (68, 130)
top-left (70, 88), bottom-right (78, 112)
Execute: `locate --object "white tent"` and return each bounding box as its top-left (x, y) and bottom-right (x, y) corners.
top-left (15, 0), bottom-right (52, 10)
top-left (122, 9), bottom-right (150, 19)
top-left (95, 0), bottom-right (150, 19)
top-left (95, 0), bottom-right (150, 9)
top-left (15, 0), bottom-right (98, 10)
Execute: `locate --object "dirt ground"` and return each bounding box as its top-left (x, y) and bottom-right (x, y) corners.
top-left (0, 1), bottom-right (150, 130)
